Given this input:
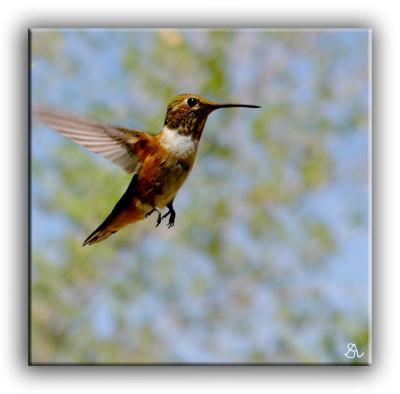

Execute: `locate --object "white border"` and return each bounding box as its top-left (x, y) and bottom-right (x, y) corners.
top-left (2, 0), bottom-right (399, 393)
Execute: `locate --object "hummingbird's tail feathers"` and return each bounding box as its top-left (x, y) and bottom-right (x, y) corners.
top-left (82, 174), bottom-right (145, 246)
top-left (82, 207), bottom-right (145, 246)
top-left (82, 225), bottom-right (117, 246)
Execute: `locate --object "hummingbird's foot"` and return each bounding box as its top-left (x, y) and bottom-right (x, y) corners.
top-left (146, 207), bottom-right (162, 227)
top-left (162, 202), bottom-right (176, 228)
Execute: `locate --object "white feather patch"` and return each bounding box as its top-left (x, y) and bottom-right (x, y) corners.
top-left (160, 126), bottom-right (197, 158)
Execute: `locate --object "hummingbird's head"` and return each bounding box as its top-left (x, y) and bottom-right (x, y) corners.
top-left (164, 94), bottom-right (260, 141)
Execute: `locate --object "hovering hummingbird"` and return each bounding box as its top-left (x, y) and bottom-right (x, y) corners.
top-left (35, 94), bottom-right (260, 245)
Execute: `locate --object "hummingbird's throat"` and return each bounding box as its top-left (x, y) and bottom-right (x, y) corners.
top-left (164, 112), bottom-right (208, 142)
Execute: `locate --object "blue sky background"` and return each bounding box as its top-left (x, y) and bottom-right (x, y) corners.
top-left (31, 29), bottom-right (370, 364)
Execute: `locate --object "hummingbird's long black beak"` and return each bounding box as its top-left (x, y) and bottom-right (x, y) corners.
top-left (213, 103), bottom-right (261, 109)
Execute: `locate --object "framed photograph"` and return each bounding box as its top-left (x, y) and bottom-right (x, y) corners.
top-left (29, 28), bottom-right (371, 365)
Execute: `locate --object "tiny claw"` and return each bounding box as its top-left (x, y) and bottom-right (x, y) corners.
top-left (160, 203), bottom-right (175, 229)
top-left (146, 207), bottom-right (162, 227)
top-left (167, 211), bottom-right (175, 228)
top-left (162, 211), bottom-right (171, 220)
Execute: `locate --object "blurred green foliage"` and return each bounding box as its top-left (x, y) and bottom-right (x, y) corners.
top-left (31, 29), bottom-right (370, 364)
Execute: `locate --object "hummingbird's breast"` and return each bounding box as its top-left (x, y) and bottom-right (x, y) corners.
top-left (136, 126), bottom-right (198, 208)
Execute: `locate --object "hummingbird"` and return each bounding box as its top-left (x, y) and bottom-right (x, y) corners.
top-left (35, 94), bottom-right (260, 246)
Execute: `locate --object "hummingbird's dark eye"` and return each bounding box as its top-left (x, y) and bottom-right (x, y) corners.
top-left (187, 97), bottom-right (198, 107)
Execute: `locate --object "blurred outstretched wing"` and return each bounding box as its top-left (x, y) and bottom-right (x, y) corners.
top-left (34, 108), bottom-right (146, 173)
